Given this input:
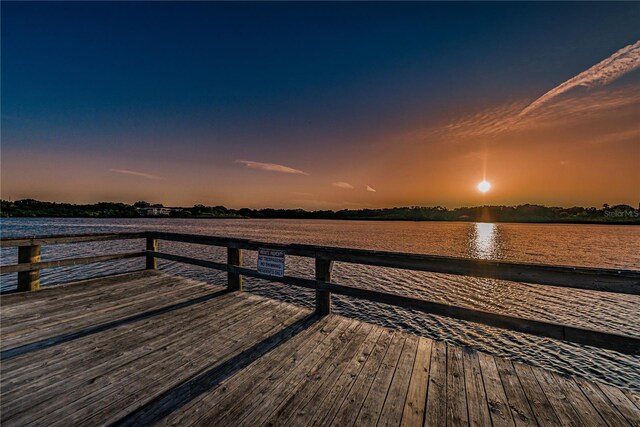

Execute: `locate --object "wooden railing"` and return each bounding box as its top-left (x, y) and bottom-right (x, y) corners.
top-left (1, 231), bottom-right (639, 355)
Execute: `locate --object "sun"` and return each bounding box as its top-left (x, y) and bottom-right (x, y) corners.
top-left (477, 180), bottom-right (491, 193)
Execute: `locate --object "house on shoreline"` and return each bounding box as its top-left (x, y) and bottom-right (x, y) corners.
top-left (137, 207), bottom-right (180, 217)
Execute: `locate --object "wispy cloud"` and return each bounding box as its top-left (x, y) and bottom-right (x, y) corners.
top-left (520, 41), bottom-right (640, 116)
top-left (588, 128), bottom-right (640, 146)
top-left (109, 168), bottom-right (166, 180)
top-left (235, 160), bottom-right (309, 175)
top-left (440, 86), bottom-right (640, 138)
top-left (332, 182), bottom-right (354, 190)
top-left (424, 42), bottom-right (640, 141)
top-left (366, 185), bottom-right (377, 192)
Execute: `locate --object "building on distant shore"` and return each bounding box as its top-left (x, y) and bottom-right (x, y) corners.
top-left (137, 207), bottom-right (175, 217)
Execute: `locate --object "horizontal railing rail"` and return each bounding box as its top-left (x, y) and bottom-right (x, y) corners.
top-left (0, 232), bottom-right (146, 247)
top-left (0, 232), bottom-right (147, 291)
top-left (0, 252), bottom-right (147, 274)
top-left (1, 231), bottom-right (639, 355)
top-left (149, 231), bottom-right (640, 295)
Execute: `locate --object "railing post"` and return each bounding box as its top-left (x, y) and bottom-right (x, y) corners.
top-left (315, 258), bottom-right (333, 315)
top-left (146, 237), bottom-right (158, 269)
top-left (17, 244), bottom-right (41, 292)
top-left (227, 246), bottom-right (242, 291)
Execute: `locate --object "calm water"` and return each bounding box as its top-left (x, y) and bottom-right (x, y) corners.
top-left (1, 218), bottom-right (639, 391)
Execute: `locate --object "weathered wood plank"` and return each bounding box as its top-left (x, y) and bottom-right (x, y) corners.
top-left (378, 334), bottom-right (420, 427)
top-left (235, 320), bottom-right (362, 427)
top-left (353, 333), bottom-right (407, 426)
top-left (574, 377), bottom-right (632, 427)
top-left (329, 330), bottom-right (395, 426)
top-left (446, 345), bottom-right (469, 427)
top-left (302, 328), bottom-right (387, 427)
top-left (262, 322), bottom-right (375, 426)
top-left (1, 251), bottom-right (146, 274)
top-left (146, 249), bottom-right (640, 354)
top-left (494, 357), bottom-right (537, 426)
top-left (1, 270), bottom-right (636, 427)
top-left (512, 362), bottom-right (561, 427)
top-left (194, 318), bottom-right (353, 427)
top-left (147, 231), bottom-right (640, 294)
top-left (2, 290), bottom-right (248, 386)
top-left (2, 296), bottom-right (280, 423)
top-left (531, 366), bottom-right (583, 427)
top-left (1, 276), bottom-right (218, 350)
top-left (1, 293), bottom-right (259, 399)
top-left (624, 390), bottom-right (640, 411)
top-left (551, 373), bottom-right (606, 427)
top-left (596, 382), bottom-right (640, 427)
top-left (462, 348), bottom-right (492, 427)
top-left (424, 340), bottom-right (447, 427)
top-left (146, 237), bottom-right (158, 269)
top-left (152, 317), bottom-right (339, 425)
top-left (227, 247), bottom-right (242, 291)
top-left (400, 337), bottom-right (433, 427)
top-left (315, 258), bottom-right (332, 315)
top-left (478, 351), bottom-right (515, 427)
top-left (17, 244), bottom-right (40, 291)
top-left (0, 232), bottom-right (145, 247)
top-left (1, 273), bottom-right (207, 336)
top-left (37, 303), bottom-right (308, 426)
top-left (1, 271), bottom-right (167, 318)
top-left (170, 257), bottom-right (640, 355)
top-left (105, 305), bottom-right (316, 427)
top-left (0, 270), bottom-right (155, 307)
top-left (69, 302), bottom-right (307, 426)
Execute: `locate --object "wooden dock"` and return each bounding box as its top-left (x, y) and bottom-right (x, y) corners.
top-left (0, 271), bottom-right (637, 426)
top-left (1, 232), bottom-right (639, 426)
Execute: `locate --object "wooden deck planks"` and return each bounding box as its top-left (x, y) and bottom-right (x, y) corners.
top-left (5, 299), bottom-right (298, 425)
top-left (1, 273), bottom-right (222, 348)
top-left (329, 329), bottom-right (396, 426)
top-left (1, 295), bottom-right (269, 412)
top-left (425, 340), bottom-right (448, 427)
top-left (2, 291), bottom-right (256, 387)
top-left (446, 345), bottom-right (469, 427)
top-left (400, 337), bottom-right (433, 427)
top-left (574, 376), bottom-right (632, 427)
top-left (303, 327), bottom-right (386, 426)
top-left (263, 322), bottom-right (376, 426)
top-left (378, 334), bottom-right (420, 427)
top-left (354, 333), bottom-right (407, 427)
top-left (233, 319), bottom-right (362, 427)
top-left (1, 271), bottom-right (638, 427)
top-left (132, 314), bottom-right (337, 426)
top-left (478, 351), bottom-right (516, 427)
top-left (462, 348), bottom-right (492, 427)
top-left (596, 383), bottom-right (640, 427)
top-left (494, 357), bottom-right (537, 426)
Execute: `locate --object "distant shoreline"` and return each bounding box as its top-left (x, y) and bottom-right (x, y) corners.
top-left (2, 199), bottom-right (639, 225)
top-left (2, 215), bottom-right (639, 226)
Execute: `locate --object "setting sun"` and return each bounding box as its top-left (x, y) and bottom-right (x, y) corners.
top-left (477, 180), bottom-right (491, 193)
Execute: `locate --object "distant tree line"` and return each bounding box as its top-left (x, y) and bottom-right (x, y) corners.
top-left (1, 199), bottom-right (639, 224)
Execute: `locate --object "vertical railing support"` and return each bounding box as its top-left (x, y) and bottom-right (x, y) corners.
top-left (315, 258), bottom-right (333, 315)
top-left (227, 246), bottom-right (243, 291)
top-left (17, 244), bottom-right (41, 292)
top-left (146, 237), bottom-right (158, 269)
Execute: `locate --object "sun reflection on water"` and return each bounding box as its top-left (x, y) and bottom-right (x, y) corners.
top-left (470, 222), bottom-right (501, 259)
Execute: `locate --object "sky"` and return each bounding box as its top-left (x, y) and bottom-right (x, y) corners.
top-left (2, 2), bottom-right (639, 209)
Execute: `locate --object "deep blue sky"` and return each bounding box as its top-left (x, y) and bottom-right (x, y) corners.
top-left (2, 2), bottom-right (639, 207)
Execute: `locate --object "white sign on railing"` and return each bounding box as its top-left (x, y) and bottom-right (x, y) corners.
top-left (257, 248), bottom-right (285, 277)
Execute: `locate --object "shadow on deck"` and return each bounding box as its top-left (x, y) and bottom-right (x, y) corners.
top-left (1, 271), bottom-right (638, 426)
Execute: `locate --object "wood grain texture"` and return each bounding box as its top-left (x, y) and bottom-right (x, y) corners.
top-left (1, 271), bottom-right (637, 427)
